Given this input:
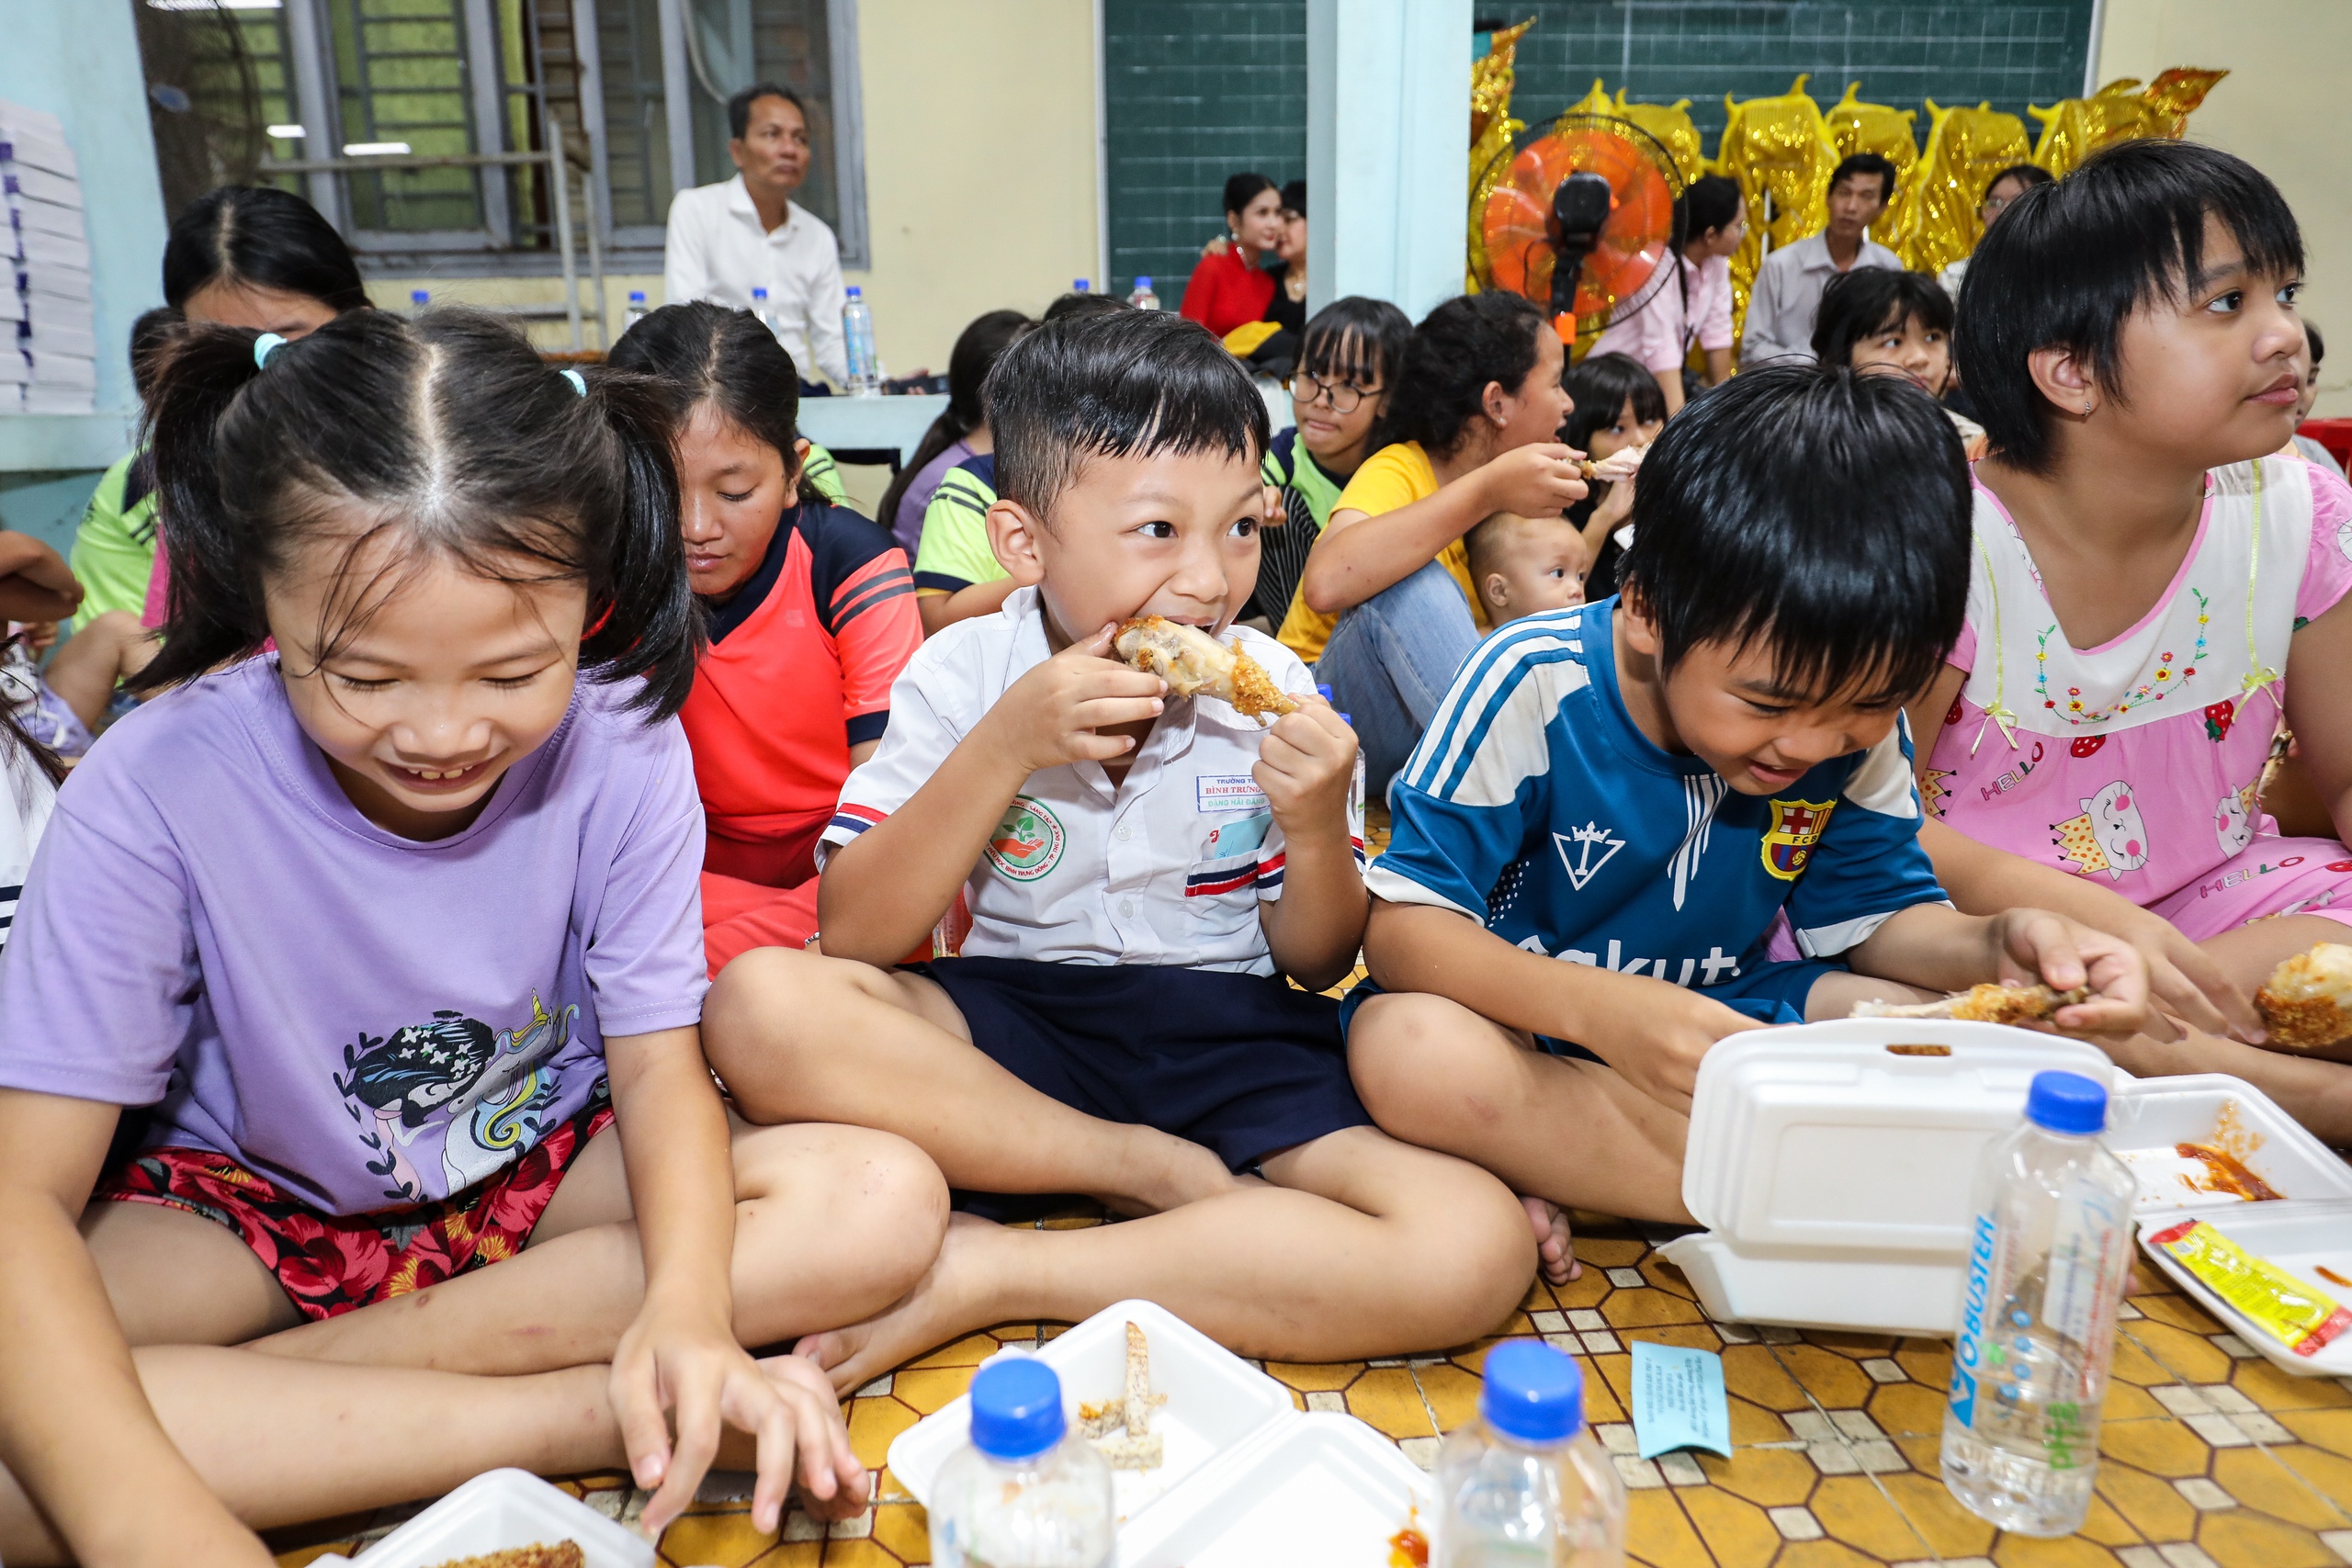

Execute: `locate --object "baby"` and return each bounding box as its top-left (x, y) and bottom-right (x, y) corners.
top-left (1467, 510), bottom-right (1589, 625)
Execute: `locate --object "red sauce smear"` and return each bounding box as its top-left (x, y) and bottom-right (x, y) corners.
top-left (2317, 1265), bottom-right (2352, 1288)
top-left (1387, 1525), bottom-right (1430, 1567)
top-left (2177, 1142), bottom-right (2285, 1202)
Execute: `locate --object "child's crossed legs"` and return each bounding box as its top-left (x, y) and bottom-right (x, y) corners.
top-left (704, 948), bottom-right (1540, 1395)
top-left (0, 1116), bottom-right (945, 1567)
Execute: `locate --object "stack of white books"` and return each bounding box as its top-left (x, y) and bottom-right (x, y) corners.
top-left (1, 99), bottom-right (94, 416)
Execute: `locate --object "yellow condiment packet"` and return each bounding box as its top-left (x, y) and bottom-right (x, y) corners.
top-left (2147, 1219), bottom-right (2352, 1357)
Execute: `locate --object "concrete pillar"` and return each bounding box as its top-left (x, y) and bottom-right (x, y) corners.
top-left (1306, 0), bottom-right (1472, 323)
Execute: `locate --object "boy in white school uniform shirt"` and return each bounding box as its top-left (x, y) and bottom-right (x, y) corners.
top-left (663, 83), bottom-right (850, 388)
top-left (704, 310), bottom-right (1541, 1391)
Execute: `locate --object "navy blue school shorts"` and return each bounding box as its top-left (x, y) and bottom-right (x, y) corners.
top-left (910, 957), bottom-right (1374, 1171)
top-left (1338, 956), bottom-right (1838, 1063)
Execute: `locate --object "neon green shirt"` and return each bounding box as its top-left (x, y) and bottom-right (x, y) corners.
top-left (799, 440), bottom-right (848, 504)
top-left (911, 458), bottom-right (1002, 594)
top-left (69, 450), bottom-right (158, 635)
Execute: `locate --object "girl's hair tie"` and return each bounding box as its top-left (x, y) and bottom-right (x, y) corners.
top-left (560, 367), bottom-right (587, 398)
top-left (253, 332), bottom-right (289, 370)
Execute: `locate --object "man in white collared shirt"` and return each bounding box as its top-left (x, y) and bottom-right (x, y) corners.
top-left (663, 83), bottom-right (850, 388)
top-left (1738, 152), bottom-right (1902, 367)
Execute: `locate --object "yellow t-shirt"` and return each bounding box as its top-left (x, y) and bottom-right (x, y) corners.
top-left (1276, 441), bottom-right (1488, 662)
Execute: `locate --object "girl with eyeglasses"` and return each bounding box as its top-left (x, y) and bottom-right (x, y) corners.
top-left (1245, 297), bottom-right (1411, 630)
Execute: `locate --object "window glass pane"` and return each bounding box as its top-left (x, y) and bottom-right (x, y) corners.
top-left (328, 0), bottom-right (483, 233)
top-left (597, 0), bottom-right (673, 229)
top-left (682, 0), bottom-right (836, 232)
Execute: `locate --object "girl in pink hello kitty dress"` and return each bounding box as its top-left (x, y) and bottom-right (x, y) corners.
top-left (1908, 142), bottom-right (2352, 1117)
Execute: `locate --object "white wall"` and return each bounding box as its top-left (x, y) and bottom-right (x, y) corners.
top-left (2099, 0), bottom-right (2352, 414)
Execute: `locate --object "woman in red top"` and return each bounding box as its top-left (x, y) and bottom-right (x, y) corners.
top-left (1176, 172), bottom-right (1284, 337)
top-left (611, 303), bottom-right (922, 973)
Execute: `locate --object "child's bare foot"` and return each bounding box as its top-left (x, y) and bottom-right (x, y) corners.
top-left (795, 1213), bottom-right (1006, 1395)
top-left (1524, 1196), bottom-right (1578, 1286)
top-left (1097, 1127), bottom-right (1239, 1217)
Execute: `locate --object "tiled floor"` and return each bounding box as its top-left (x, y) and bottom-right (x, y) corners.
top-left (262, 804), bottom-right (2352, 1568)
top-left (267, 1212), bottom-right (2352, 1568)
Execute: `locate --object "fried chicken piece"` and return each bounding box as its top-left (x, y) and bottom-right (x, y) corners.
top-left (426, 1544), bottom-right (583, 1568)
top-left (2256, 942), bottom-right (2352, 1049)
top-left (1851, 982), bottom-right (2088, 1025)
top-left (1113, 616), bottom-right (1298, 722)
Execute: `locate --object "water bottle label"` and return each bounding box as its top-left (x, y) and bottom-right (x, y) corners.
top-left (2042, 1182), bottom-right (2126, 1348)
top-left (1949, 1209), bottom-right (1997, 1427)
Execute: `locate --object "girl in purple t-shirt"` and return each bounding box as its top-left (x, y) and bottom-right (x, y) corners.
top-left (1903, 141), bottom-right (2352, 1141)
top-left (0, 310), bottom-right (946, 1565)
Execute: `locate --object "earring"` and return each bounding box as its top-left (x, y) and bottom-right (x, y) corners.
top-left (2082, 397), bottom-right (2093, 416)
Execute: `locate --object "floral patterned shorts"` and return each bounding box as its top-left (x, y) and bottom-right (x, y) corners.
top-left (92, 1094), bottom-right (614, 1321)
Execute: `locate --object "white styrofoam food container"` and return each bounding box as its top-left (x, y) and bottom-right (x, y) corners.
top-left (1116, 1414), bottom-right (1430, 1568)
top-left (887, 1299), bottom-right (1295, 1527)
top-left (888, 1301), bottom-right (1430, 1562)
top-left (305, 1469), bottom-right (654, 1568)
top-left (2104, 1073), bottom-right (2352, 1213)
top-left (1658, 1020), bottom-right (2112, 1335)
top-left (2137, 1199), bottom-right (2352, 1378)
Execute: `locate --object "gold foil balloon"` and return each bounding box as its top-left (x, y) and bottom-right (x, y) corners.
top-left (1824, 82), bottom-right (1918, 255)
top-left (1612, 87), bottom-right (1702, 187)
top-left (1713, 75), bottom-right (1839, 340)
top-left (1894, 99), bottom-right (2031, 276)
top-left (1467, 17), bottom-right (1537, 293)
top-left (2030, 69), bottom-right (2227, 177)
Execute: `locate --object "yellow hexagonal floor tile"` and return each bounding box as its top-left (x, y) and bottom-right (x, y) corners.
top-left (2092, 1455), bottom-right (2199, 1541)
top-left (653, 1507), bottom-right (777, 1567)
top-left (1695, 1444), bottom-right (1820, 1508)
top-left (2197, 1506), bottom-right (2345, 1568)
top-left (2210, 1446), bottom-right (2347, 1527)
top-left (1627, 1483), bottom-right (1715, 1568)
top-left (1811, 1472), bottom-right (1936, 1560)
top-left (1344, 1364), bottom-right (1440, 1439)
top-left (1675, 1483), bottom-right (1785, 1568)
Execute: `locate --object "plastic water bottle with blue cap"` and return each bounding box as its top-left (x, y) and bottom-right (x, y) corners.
top-left (625, 289), bottom-right (647, 330)
top-left (409, 288), bottom-right (429, 313)
top-left (1435, 1338), bottom-right (1624, 1567)
top-left (1125, 276), bottom-right (1159, 310)
top-left (1071, 277), bottom-right (1091, 294)
top-left (929, 1358), bottom-right (1114, 1567)
top-left (842, 285), bottom-right (880, 396)
top-left (751, 286), bottom-right (776, 340)
top-left (1941, 1068), bottom-right (2136, 1536)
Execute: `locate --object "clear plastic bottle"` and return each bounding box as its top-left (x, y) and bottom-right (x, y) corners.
top-left (842, 285), bottom-right (879, 396)
top-left (409, 288), bottom-right (429, 313)
top-left (751, 286), bottom-right (775, 338)
top-left (1941, 1069), bottom-right (2137, 1537)
top-left (1436, 1339), bottom-right (1625, 1568)
top-left (625, 289), bottom-right (648, 330)
top-left (1126, 276), bottom-right (1159, 310)
top-left (1071, 277), bottom-right (1091, 294)
top-left (929, 1359), bottom-right (1114, 1568)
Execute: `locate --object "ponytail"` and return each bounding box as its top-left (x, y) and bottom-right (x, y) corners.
top-left (572, 367), bottom-right (701, 715)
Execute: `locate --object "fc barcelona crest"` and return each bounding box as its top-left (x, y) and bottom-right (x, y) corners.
top-left (1760, 798), bottom-right (1836, 881)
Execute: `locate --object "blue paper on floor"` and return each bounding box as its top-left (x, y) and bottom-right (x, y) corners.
top-left (1630, 1339), bottom-right (1733, 1460)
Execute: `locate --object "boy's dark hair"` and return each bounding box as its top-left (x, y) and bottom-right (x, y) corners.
top-left (1830, 152), bottom-right (1898, 204)
top-left (728, 82), bottom-right (807, 139)
top-left (163, 186), bottom-right (368, 315)
top-left (1619, 364), bottom-right (1970, 703)
top-left (1956, 140), bottom-right (2303, 474)
top-left (1043, 290), bottom-right (1128, 324)
top-left (1984, 163), bottom-right (2053, 203)
top-left (1223, 172), bottom-right (1275, 218)
top-left (1811, 268), bottom-right (1954, 366)
top-left (135, 308), bottom-right (701, 717)
top-left (1679, 175), bottom-right (1744, 243)
top-left (877, 308), bottom-right (1035, 528)
top-left (609, 299), bottom-right (829, 510)
top-left (129, 306), bottom-right (184, 401)
top-left (2308, 321), bottom-right (2325, 369)
top-left (1298, 295), bottom-right (1411, 391)
top-left (1562, 352), bottom-right (1667, 452)
top-left (987, 310), bottom-right (1270, 525)
top-left (1374, 291), bottom-right (1545, 457)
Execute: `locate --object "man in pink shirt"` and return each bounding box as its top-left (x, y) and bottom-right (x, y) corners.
top-left (1589, 175), bottom-right (1746, 415)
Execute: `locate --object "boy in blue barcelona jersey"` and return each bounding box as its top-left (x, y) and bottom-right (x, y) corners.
top-left (1346, 366), bottom-right (2153, 1276)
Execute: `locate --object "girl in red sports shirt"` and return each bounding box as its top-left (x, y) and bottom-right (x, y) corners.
top-left (611, 303), bottom-right (922, 972)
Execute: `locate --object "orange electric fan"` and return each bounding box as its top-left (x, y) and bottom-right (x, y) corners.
top-left (1474, 111), bottom-right (1685, 345)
